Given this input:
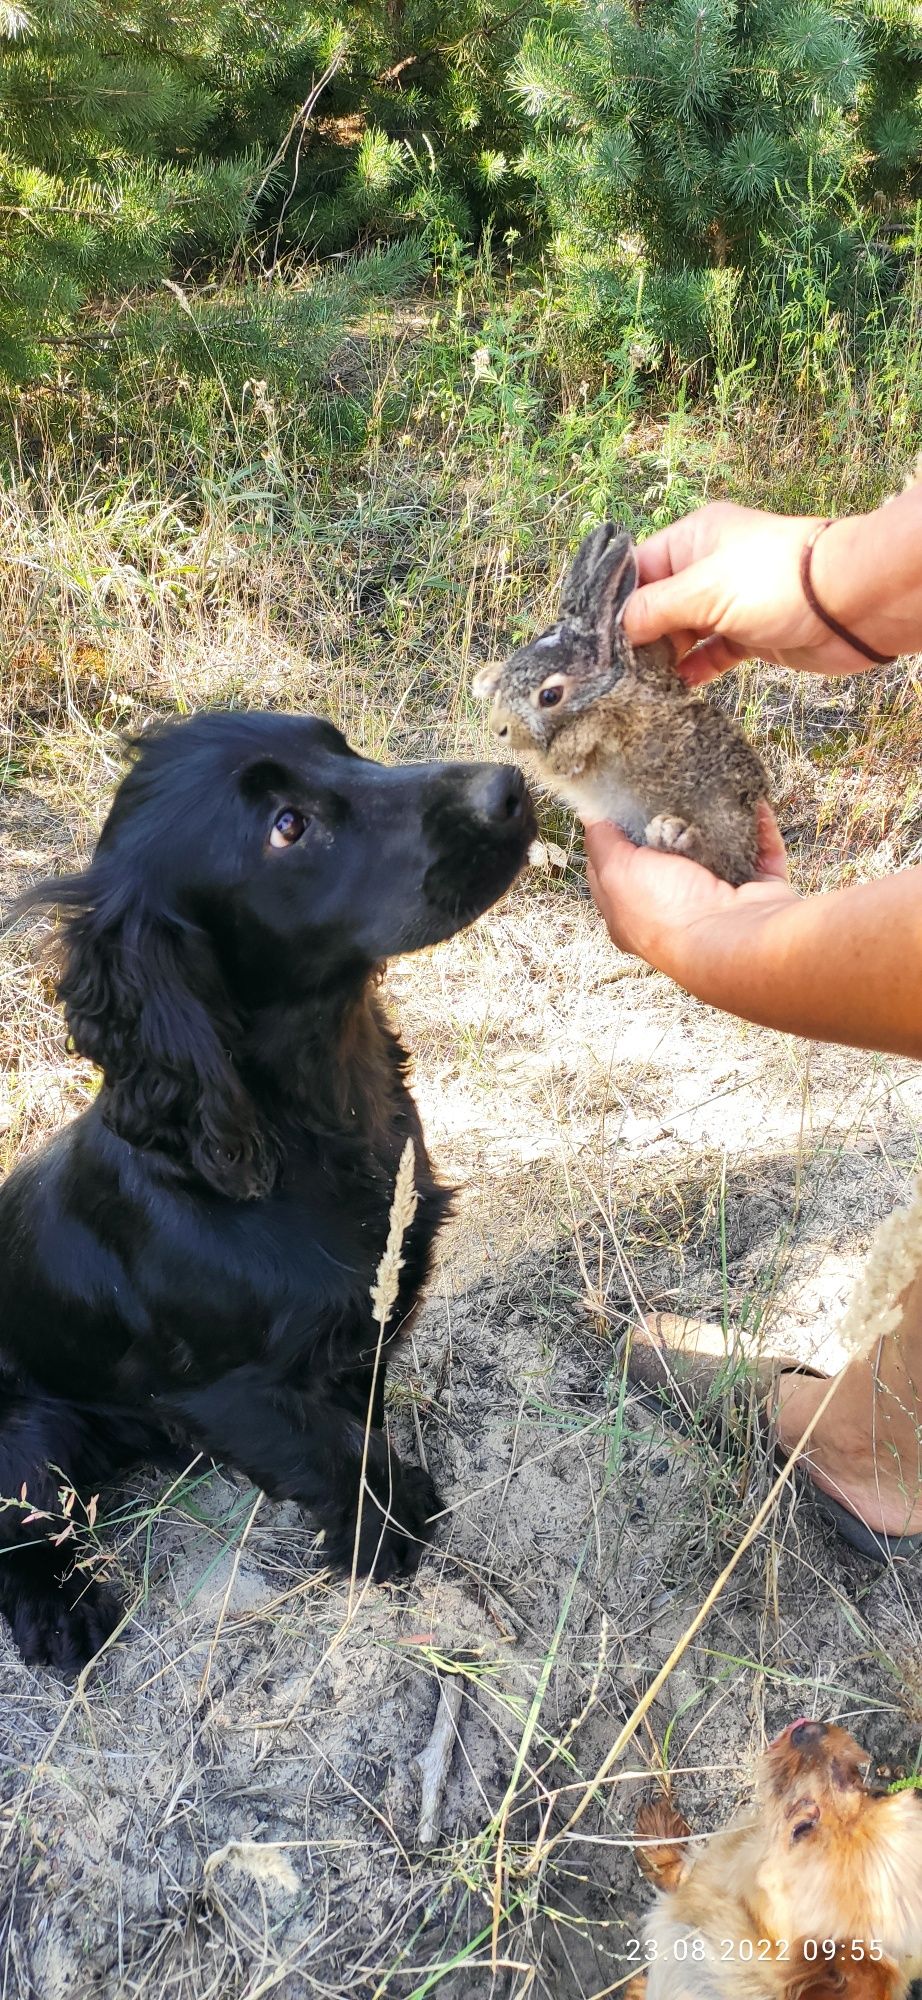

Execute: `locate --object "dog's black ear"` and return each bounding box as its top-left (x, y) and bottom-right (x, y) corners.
top-left (23, 870), bottom-right (278, 1200)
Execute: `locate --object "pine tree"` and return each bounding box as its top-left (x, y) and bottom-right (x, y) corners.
top-left (0, 0), bottom-right (541, 397)
top-left (0, 0), bottom-right (287, 383)
top-left (7, 0), bottom-right (916, 402)
top-left (269, 1), bottom-right (540, 261)
top-left (510, 0), bottom-right (922, 364)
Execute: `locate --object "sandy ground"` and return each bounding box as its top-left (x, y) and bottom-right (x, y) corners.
top-left (1, 732), bottom-right (922, 1999)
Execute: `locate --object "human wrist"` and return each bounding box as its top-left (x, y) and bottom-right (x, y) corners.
top-left (811, 493), bottom-right (922, 663)
top-left (660, 887), bottom-right (798, 1012)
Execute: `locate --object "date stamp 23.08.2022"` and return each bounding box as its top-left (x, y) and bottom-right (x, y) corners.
top-left (624, 1939), bottom-right (887, 1966)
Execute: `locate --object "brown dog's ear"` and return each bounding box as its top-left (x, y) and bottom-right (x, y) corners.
top-left (784, 1944), bottom-right (901, 2000)
top-left (788, 1795), bottom-right (821, 1842)
top-left (634, 1794), bottom-right (692, 1891)
top-left (623, 1977), bottom-right (649, 2000)
top-left (784, 1956), bottom-right (847, 2000)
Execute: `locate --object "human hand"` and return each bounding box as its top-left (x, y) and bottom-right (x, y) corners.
top-left (584, 808), bottom-right (922, 1060)
top-left (621, 502), bottom-right (875, 684)
top-left (583, 803), bottom-right (795, 983)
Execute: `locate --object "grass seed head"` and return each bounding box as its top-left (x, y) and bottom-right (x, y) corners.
top-left (369, 1137), bottom-right (418, 1330)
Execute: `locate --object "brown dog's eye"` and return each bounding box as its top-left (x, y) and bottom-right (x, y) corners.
top-left (538, 684), bottom-right (564, 708)
top-left (269, 808), bottom-right (309, 849)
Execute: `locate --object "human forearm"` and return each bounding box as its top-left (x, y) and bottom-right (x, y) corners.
top-left (663, 867), bottom-right (922, 1059)
top-left (811, 487), bottom-right (922, 665)
top-left (585, 486), bottom-right (922, 1056)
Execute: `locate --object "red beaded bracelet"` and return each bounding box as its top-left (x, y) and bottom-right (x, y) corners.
top-left (800, 519), bottom-right (894, 666)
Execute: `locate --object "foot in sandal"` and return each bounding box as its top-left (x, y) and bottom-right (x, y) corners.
top-left (627, 1307), bottom-right (922, 1561)
top-left (774, 1359), bottom-right (922, 1550)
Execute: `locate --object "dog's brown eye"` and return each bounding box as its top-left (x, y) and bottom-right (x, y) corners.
top-left (269, 808), bottom-right (308, 849)
top-left (538, 684), bottom-right (563, 708)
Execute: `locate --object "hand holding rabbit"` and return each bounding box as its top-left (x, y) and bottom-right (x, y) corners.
top-left (475, 522), bottom-right (769, 885)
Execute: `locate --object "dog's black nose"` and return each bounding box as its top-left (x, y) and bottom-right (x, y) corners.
top-left (467, 765), bottom-right (528, 824)
top-left (789, 1719), bottom-right (827, 1749)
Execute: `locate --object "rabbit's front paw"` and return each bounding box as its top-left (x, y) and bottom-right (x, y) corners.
top-left (644, 815), bottom-right (706, 863)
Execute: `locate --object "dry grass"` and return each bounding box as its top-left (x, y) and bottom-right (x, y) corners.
top-left (1, 322), bottom-right (922, 1997)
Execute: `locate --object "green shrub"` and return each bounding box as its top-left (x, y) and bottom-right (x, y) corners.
top-left (2, 0), bottom-right (921, 430)
top-left (511, 0), bottom-right (922, 371)
top-left (0, 0), bottom-right (539, 409)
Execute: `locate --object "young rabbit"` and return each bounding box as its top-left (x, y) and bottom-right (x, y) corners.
top-left (473, 521), bottom-right (770, 886)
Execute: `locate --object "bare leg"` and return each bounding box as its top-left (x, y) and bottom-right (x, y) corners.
top-left (775, 1263), bottom-right (922, 1536)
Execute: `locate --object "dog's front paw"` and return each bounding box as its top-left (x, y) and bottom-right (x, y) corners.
top-left (328, 1464), bottom-right (442, 1583)
top-left (367, 1464), bottom-right (442, 1581)
top-left (8, 1564), bottom-right (122, 1677)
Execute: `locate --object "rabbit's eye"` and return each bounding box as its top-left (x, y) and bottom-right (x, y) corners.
top-left (538, 684), bottom-right (564, 708)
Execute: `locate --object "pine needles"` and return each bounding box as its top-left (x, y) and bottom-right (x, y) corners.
top-left (513, 0), bottom-right (922, 374)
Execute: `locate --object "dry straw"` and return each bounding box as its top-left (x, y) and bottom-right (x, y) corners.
top-left (349, 1138), bottom-right (418, 1609)
top-left (520, 1170), bottom-right (922, 1883)
top-left (838, 1171), bottom-right (922, 1356)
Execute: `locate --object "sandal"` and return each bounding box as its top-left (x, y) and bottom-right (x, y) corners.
top-left (625, 1314), bottom-right (922, 1565)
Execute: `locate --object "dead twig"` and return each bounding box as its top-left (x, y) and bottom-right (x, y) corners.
top-left (264, 48), bottom-right (349, 270)
top-left (350, 1137), bottom-right (418, 1612)
top-left (413, 1672), bottom-right (464, 1849)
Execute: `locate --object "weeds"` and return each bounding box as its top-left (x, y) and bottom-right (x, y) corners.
top-left (1, 277), bottom-right (922, 1997)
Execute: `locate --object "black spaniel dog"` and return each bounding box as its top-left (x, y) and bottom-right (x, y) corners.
top-left (0, 712), bottom-right (535, 1673)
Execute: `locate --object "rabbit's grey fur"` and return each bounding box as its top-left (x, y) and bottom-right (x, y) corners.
top-left (474, 523), bottom-right (769, 886)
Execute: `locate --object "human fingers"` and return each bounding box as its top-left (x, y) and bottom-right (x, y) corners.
top-left (583, 818), bottom-right (638, 898)
top-left (674, 635), bottom-right (750, 683)
top-left (754, 803), bottom-right (791, 883)
top-left (583, 815), bottom-right (736, 964)
top-left (621, 554), bottom-right (728, 650)
top-left (630, 520), bottom-right (696, 585)
top-left (584, 819), bottom-right (646, 954)
top-left (630, 503), bottom-right (746, 588)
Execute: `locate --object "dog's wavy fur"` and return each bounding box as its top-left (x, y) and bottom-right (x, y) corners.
top-left (0, 711), bottom-right (534, 1672)
top-left (636, 1723), bottom-right (922, 2000)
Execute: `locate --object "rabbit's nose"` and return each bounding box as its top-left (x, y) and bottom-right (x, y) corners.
top-left (472, 663), bottom-right (502, 698)
top-left (485, 703), bottom-right (510, 740)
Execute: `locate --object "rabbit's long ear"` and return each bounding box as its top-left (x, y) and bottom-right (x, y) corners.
top-left (560, 523), bottom-right (637, 664)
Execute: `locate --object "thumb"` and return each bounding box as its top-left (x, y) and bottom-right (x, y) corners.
top-left (583, 816), bottom-right (639, 897)
top-left (755, 803), bottom-right (790, 882)
top-left (583, 816), bottom-right (637, 860)
top-left (621, 559), bottom-right (721, 651)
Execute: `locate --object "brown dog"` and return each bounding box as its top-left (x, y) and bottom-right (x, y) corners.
top-left (633, 1721), bottom-right (922, 2000)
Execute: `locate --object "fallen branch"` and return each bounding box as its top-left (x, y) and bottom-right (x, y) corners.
top-left (413, 1673), bottom-right (464, 1849)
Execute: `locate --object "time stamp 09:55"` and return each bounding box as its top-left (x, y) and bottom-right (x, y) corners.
top-left (624, 1939), bottom-right (886, 1964)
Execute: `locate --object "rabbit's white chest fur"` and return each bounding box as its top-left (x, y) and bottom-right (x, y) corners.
top-left (551, 768), bottom-right (648, 841)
